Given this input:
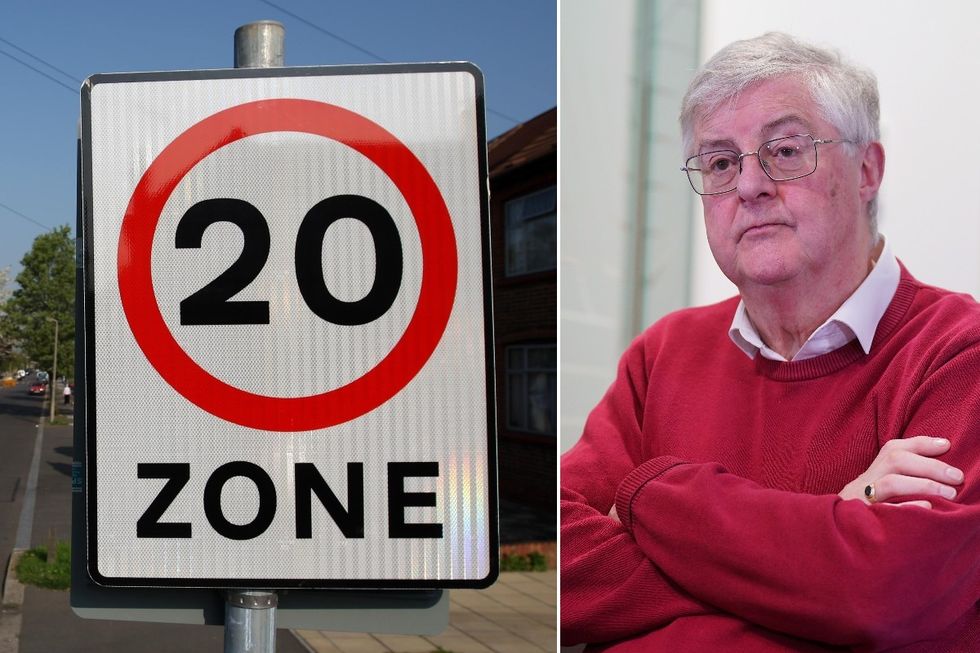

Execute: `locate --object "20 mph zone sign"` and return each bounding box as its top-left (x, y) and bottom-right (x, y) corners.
top-left (81, 64), bottom-right (497, 588)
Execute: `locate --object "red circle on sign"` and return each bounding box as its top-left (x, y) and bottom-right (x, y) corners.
top-left (117, 99), bottom-right (458, 431)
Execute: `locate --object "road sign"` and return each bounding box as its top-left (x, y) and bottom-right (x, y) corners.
top-left (81, 64), bottom-right (497, 589)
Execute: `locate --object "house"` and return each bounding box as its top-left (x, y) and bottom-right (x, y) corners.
top-left (488, 107), bottom-right (556, 515)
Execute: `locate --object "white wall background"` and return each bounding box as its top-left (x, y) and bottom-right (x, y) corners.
top-left (561, 0), bottom-right (980, 452)
top-left (560, 1), bottom-right (639, 452)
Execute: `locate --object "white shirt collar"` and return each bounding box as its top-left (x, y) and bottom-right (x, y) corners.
top-left (728, 237), bottom-right (901, 361)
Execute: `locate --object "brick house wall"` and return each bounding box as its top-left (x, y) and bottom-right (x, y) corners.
top-left (488, 109), bottom-right (556, 515)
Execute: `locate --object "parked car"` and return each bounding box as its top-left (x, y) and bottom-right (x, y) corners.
top-left (28, 382), bottom-right (47, 395)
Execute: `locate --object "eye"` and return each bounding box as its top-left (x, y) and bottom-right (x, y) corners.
top-left (703, 152), bottom-right (738, 174)
top-left (772, 144), bottom-right (801, 159)
top-left (766, 135), bottom-right (810, 159)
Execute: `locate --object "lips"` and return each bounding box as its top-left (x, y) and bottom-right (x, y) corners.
top-left (738, 221), bottom-right (789, 241)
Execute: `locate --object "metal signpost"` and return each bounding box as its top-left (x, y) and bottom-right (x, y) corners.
top-left (74, 22), bottom-right (497, 652)
top-left (225, 23), bottom-right (284, 651)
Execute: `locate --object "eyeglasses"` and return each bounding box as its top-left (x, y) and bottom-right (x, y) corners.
top-left (681, 134), bottom-right (852, 196)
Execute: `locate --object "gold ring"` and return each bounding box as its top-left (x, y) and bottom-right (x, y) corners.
top-left (864, 483), bottom-right (877, 503)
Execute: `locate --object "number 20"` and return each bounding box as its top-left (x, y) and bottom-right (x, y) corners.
top-left (175, 195), bottom-right (403, 326)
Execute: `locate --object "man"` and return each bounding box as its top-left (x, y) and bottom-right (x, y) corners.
top-left (561, 32), bottom-right (980, 651)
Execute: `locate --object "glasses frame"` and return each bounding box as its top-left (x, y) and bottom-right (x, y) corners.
top-left (680, 134), bottom-right (853, 196)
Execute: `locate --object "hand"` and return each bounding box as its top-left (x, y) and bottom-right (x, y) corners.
top-left (609, 503), bottom-right (621, 523)
top-left (839, 436), bottom-right (964, 508)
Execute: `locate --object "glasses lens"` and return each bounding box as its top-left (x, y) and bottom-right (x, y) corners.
top-left (760, 135), bottom-right (816, 180)
top-left (688, 151), bottom-right (739, 194)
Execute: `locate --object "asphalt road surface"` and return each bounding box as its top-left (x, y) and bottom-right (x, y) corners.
top-left (0, 377), bottom-right (42, 577)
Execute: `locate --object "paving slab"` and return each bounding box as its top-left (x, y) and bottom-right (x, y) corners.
top-left (294, 570), bottom-right (556, 652)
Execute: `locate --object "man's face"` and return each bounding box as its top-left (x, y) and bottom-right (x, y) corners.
top-left (693, 75), bottom-right (876, 294)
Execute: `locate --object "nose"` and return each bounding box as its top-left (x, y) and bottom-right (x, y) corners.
top-left (736, 152), bottom-right (777, 201)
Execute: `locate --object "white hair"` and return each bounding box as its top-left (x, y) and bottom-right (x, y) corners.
top-left (680, 32), bottom-right (881, 226)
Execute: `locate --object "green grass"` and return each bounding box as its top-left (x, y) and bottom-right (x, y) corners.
top-left (500, 551), bottom-right (547, 572)
top-left (15, 540), bottom-right (71, 590)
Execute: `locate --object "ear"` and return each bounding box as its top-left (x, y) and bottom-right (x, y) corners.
top-left (858, 141), bottom-right (885, 205)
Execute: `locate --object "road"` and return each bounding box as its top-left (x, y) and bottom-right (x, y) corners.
top-left (0, 377), bottom-right (43, 576)
top-left (0, 377), bottom-right (308, 652)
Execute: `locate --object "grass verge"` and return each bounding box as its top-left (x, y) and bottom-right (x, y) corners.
top-left (15, 540), bottom-right (71, 590)
top-left (500, 551), bottom-right (548, 572)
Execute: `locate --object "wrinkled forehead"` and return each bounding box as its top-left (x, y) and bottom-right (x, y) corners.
top-left (691, 76), bottom-right (827, 151)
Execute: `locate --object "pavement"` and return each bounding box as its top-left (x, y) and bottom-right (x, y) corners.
top-left (294, 570), bottom-right (556, 653)
top-left (2, 392), bottom-right (557, 652)
top-left (291, 496), bottom-right (557, 652)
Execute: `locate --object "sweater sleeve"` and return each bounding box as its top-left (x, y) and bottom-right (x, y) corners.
top-left (616, 342), bottom-right (980, 650)
top-left (560, 338), bottom-right (711, 645)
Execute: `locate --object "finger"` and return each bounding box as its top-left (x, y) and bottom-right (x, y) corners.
top-left (608, 503), bottom-right (620, 523)
top-left (874, 473), bottom-right (958, 502)
top-left (881, 436), bottom-right (951, 457)
top-left (880, 500), bottom-right (933, 509)
top-left (881, 449), bottom-right (964, 486)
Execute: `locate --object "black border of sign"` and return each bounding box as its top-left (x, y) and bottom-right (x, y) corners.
top-left (81, 62), bottom-right (499, 589)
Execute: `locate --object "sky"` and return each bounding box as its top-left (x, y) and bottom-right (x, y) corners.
top-left (0, 0), bottom-right (556, 282)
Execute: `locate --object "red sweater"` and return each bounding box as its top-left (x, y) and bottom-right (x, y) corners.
top-left (561, 268), bottom-right (980, 651)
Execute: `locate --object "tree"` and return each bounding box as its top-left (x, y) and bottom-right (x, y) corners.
top-left (0, 266), bottom-right (15, 369)
top-left (0, 266), bottom-right (10, 304)
top-left (1, 226), bottom-right (75, 379)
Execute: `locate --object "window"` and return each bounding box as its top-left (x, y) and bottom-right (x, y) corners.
top-left (506, 344), bottom-right (556, 436)
top-left (505, 186), bottom-right (556, 276)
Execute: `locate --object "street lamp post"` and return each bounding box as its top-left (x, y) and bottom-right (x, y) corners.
top-left (47, 317), bottom-right (58, 423)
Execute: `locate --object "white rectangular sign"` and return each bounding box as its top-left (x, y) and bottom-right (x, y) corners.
top-left (81, 64), bottom-right (497, 588)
